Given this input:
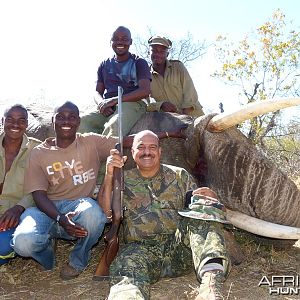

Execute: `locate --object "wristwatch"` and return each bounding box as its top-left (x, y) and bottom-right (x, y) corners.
top-left (55, 214), bottom-right (62, 223)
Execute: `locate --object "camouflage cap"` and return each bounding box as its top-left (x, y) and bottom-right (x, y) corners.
top-left (178, 195), bottom-right (231, 224)
top-left (148, 36), bottom-right (172, 49)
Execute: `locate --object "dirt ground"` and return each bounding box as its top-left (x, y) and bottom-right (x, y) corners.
top-left (1, 229), bottom-right (300, 300)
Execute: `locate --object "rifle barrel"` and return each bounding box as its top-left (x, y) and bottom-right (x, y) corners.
top-left (117, 86), bottom-right (123, 156)
top-left (117, 86), bottom-right (124, 192)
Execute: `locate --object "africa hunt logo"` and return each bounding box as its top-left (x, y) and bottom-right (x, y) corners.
top-left (259, 275), bottom-right (300, 295)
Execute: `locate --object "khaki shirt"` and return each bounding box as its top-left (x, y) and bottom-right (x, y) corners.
top-left (0, 133), bottom-right (41, 215)
top-left (148, 60), bottom-right (204, 117)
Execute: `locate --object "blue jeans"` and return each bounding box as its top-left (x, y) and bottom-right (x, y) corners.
top-left (0, 228), bottom-right (15, 265)
top-left (12, 198), bottom-right (106, 271)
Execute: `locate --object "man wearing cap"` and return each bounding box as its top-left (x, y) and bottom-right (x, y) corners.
top-left (79, 26), bottom-right (151, 137)
top-left (101, 130), bottom-right (230, 300)
top-left (147, 36), bottom-right (205, 118)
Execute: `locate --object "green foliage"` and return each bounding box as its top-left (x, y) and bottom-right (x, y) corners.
top-left (213, 10), bottom-right (300, 147)
top-left (263, 119), bottom-right (300, 178)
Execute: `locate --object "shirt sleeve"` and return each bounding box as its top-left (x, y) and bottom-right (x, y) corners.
top-left (94, 135), bottom-right (118, 161)
top-left (24, 149), bottom-right (49, 194)
top-left (97, 62), bottom-right (104, 84)
top-left (179, 63), bottom-right (202, 111)
top-left (181, 168), bottom-right (198, 192)
top-left (17, 193), bottom-right (35, 209)
top-left (136, 58), bottom-right (152, 81)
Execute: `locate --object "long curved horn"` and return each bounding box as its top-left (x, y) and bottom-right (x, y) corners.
top-left (208, 97), bottom-right (300, 132)
top-left (226, 209), bottom-right (300, 240)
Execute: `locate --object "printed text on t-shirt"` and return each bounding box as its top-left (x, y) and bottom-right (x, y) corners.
top-left (46, 159), bottom-right (95, 186)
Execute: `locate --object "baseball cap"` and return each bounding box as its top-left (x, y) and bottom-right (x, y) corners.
top-left (148, 36), bottom-right (172, 49)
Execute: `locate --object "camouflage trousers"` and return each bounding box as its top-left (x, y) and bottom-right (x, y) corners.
top-left (109, 218), bottom-right (230, 300)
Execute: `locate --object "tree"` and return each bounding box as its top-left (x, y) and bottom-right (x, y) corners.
top-left (264, 119), bottom-right (300, 179)
top-left (134, 27), bottom-right (207, 65)
top-left (213, 9), bottom-right (300, 147)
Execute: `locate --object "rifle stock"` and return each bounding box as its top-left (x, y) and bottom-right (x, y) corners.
top-left (94, 87), bottom-right (124, 280)
top-left (93, 236), bottom-right (119, 279)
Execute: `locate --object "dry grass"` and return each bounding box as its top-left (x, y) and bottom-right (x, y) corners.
top-left (1, 232), bottom-right (300, 300)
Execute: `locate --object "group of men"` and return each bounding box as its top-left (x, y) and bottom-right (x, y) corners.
top-left (79, 25), bottom-right (204, 136)
top-left (0, 25), bottom-right (230, 300)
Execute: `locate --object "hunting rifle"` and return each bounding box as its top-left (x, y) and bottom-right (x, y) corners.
top-left (94, 86), bottom-right (124, 280)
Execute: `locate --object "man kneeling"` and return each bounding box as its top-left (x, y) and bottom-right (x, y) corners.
top-left (12, 102), bottom-right (117, 279)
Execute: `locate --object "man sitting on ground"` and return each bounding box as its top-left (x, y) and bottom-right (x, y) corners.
top-left (100, 130), bottom-right (231, 299)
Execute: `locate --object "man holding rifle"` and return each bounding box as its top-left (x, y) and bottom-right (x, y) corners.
top-left (101, 130), bottom-right (231, 300)
top-left (12, 101), bottom-right (185, 280)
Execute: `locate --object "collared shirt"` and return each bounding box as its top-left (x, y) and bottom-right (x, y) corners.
top-left (0, 133), bottom-right (41, 215)
top-left (148, 60), bottom-right (204, 117)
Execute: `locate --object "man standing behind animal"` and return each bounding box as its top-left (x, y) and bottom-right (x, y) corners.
top-left (79, 26), bottom-right (151, 136)
top-left (147, 36), bottom-right (205, 117)
top-left (100, 130), bottom-right (230, 300)
top-left (0, 104), bottom-right (40, 265)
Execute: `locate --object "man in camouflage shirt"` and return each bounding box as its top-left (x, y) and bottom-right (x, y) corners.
top-left (101, 130), bottom-right (230, 300)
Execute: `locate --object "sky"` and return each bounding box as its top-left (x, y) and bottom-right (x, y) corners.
top-left (0, 0), bottom-right (299, 117)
